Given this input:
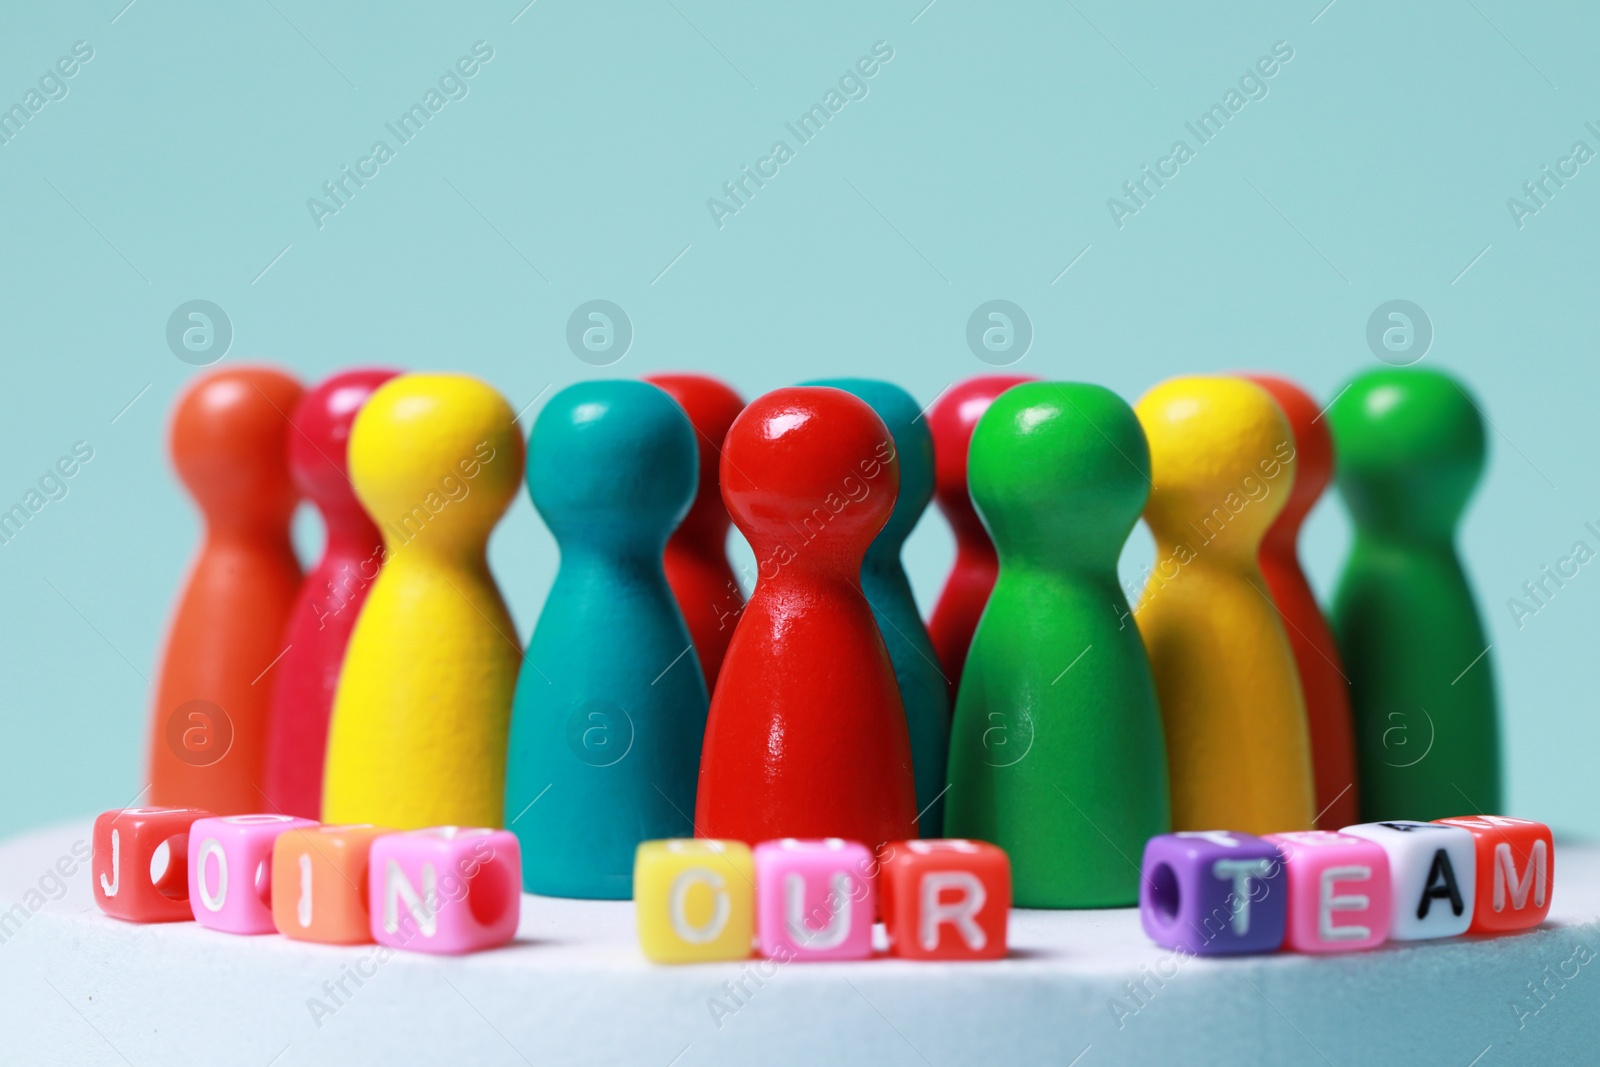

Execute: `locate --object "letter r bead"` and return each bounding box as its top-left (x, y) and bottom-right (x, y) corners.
top-left (880, 839), bottom-right (1009, 960)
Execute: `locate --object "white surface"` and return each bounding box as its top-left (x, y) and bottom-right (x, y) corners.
top-left (1, 821), bottom-right (1597, 1066)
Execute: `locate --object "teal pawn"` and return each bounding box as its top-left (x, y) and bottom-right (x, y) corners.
top-left (806, 379), bottom-right (950, 835)
top-left (505, 381), bottom-right (709, 899)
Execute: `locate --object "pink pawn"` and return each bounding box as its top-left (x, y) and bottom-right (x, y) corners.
top-left (188, 814), bottom-right (316, 934)
top-left (263, 368), bottom-right (399, 819)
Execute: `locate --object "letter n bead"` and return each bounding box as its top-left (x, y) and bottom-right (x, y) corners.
top-left (880, 839), bottom-right (1009, 961)
top-left (188, 814), bottom-right (317, 934)
top-left (93, 807), bottom-right (215, 923)
top-left (1433, 816), bottom-right (1554, 934)
top-left (368, 827), bottom-right (521, 955)
top-left (1264, 831), bottom-right (1391, 953)
top-left (755, 838), bottom-right (874, 961)
top-left (634, 839), bottom-right (754, 964)
top-left (1139, 832), bottom-right (1286, 955)
top-left (1341, 821), bottom-right (1475, 940)
top-left (272, 824), bottom-right (390, 944)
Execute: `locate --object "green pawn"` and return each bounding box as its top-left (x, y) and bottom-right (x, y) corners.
top-left (806, 378), bottom-right (951, 835)
top-left (1328, 367), bottom-right (1500, 820)
top-left (945, 382), bottom-right (1170, 907)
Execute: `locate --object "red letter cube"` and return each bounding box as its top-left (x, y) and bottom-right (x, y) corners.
top-left (92, 807), bottom-right (215, 923)
top-left (1434, 816), bottom-right (1553, 934)
top-left (881, 839), bottom-right (1009, 960)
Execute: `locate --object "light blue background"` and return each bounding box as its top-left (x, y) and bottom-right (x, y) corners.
top-left (0, 0), bottom-right (1594, 843)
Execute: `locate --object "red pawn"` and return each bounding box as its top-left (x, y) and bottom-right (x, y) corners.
top-left (696, 387), bottom-right (918, 847)
top-left (925, 375), bottom-right (1033, 703)
top-left (1244, 374), bottom-right (1359, 829)
top-left (644, 373), bottom-right (746, 692)
top-left (262, 368), bottom-right (399, 818)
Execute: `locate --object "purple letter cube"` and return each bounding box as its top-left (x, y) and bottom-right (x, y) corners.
top-left (1140, 831), bottom-right (1286, 955)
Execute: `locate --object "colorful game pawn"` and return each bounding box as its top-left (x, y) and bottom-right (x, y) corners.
top-left (806, 378), bottom-right (951, 836)
top-left (696, 387), bottom-right (919, 846)
top-left (1134, 377), bottom-right (1315, 835)
top-left (945, 383), bottom-right (1169, 906)
top-left (1328, 368), bottom-right (1500, 821)
top-left (505, 381), bottom-right (709, 899)
top-left (149, 367), bottom-right (304, 814)
top-left (321, 374), bottom-right (524, 829)
top-left (926, 375), bottom-right (1032, 703)
top-left (644, 373), bottom-right (746, 691)
top-left (263, 368), bottom-right (398, 819)
top-left (1243, 374), bottom-right (1359, 830)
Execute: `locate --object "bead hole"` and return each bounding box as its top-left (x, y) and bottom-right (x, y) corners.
top-left (1149, 862), bottom-right (1180, 923)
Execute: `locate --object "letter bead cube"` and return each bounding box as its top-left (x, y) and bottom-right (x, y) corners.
top-left (1433, 816), bottom-right (1554, 934)
top-left (93, 807), bottom-right (216, 923)
top-left (368, 827), bottom-right (521, 955)
top-left (272, 824), bottom-right (390, 944)
top-left (188, 814), bottom-right (317, 934)
top-left (634, 839), bottom-right (755, 964)
top-left (1264, 831), bottom-right (1392, 953)
top-left (1139, 831), bottom-right (1286, 955)
top-left (880, 839), bottom-right (1009, 961)
top-left (755, 838), bottom-right (875, 961)
top-left (1341, 821), bottom-right (1476, 940)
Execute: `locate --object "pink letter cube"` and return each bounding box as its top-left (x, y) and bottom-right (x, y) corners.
top-left (754, 838), bottom-right (875, 961)
top-left (368, 827), bottom-right (521, 955)
top-left (1264, 831), bottom-right (1392, 953)
top-left (188, 814), bottom-right (316, 934)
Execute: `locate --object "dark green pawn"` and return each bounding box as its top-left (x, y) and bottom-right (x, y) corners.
top-left (945, 382), bottom-right (1169, 907)
top-left (806, 378), bottom-right (951, 835)
top-left (1328, 367), bottom-right (1500, 820)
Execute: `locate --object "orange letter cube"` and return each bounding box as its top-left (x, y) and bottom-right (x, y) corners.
top-left (880, 839), bottom-right (1009, 960)
top-left (1433, 815), bottom-right (1553, 934)
top-left (93, 807), bottom-right (215, 923)
top-left (272, 824), bottom-right (390, 944)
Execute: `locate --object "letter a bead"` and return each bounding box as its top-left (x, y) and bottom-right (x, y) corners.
top-left (634, 839), bottom-right (754, 964)
top-left (368, 827), bottom-right (522, 955)
top-left (188, 814), bottom-right (317, 934)
top-left (880, 839), bottom-right (1009, 961)
top-left (1264, 831), bottom-right (1392, 952)
top-left (1139, 832), bottom-right (1286, 955)
top-left (1433, 816), bottom-right (1553, 934)
top-left (754, 839), bottom-right (875, 961)
top-left (272, 824), bottom-right (390, 944)
top-left (1341, 821), bottom-right (1475, 940)
top-left (93, 807), bottom-right (215, 923)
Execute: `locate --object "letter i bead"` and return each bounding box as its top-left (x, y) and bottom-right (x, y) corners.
top-left (272, 824), bottom-right (390, 944)
top-left (634, 839), bottom-right (754, 964)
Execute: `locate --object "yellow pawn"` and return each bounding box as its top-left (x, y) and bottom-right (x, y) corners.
top-left (1134, 376), bottom-right (1315, 835)
top-left (322, 374), bottom-right (524, 829)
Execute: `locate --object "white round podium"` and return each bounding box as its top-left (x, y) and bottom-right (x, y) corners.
top-left (2, 822), bottom-right (1596, 1065)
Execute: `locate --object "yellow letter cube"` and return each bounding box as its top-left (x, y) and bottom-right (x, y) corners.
top-left (635, 839), bottom-right (754, 963)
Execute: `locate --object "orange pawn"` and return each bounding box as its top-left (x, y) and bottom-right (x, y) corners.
top-left (149, 367), bottom-right (304, 814)
top-left (1244, 374), bottom-right (1359, 828)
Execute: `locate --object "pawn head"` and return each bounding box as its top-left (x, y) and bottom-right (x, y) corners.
top-left (1326, 367), bottom-right (1486, 538)
top-left (927, 375), bottom-right (1033, 520)
top-left (720, 387), bottom-right (899, 572)
top-left (529, 380), bottom-right (697, 547)
top-left (1240, 374), bottom-right (1333, 544)
top-left (970, 382), bottom-right (1149, 564)
top-left (644, 373), bottom-right (744, 542)
top-left (169, 366), bottom-right (303, 528)
top-left (1135, 376), bottom-right (1297, 558)
top-left (804, 378), bottom-right (932, 552)
top-left (289, 368), bottom-right (401, 514)
top-left (348, 374), bottom-right (524, 551)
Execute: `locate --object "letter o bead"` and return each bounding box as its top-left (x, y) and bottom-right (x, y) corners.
top-left (188, 814), bottom-right (317, 934)
top-left (634, 839), bottom-right (754, 964)
top-left (880, 839), bottom-right (1009, 961)
top-left (92, 807), bottom-right (215, 923)
top-left (754, 838), bottom-right (874, 961)
top-left (1139, 831), bottom-right (1286, 955)
top-left (1264, 831), bottom-right (1391, 953)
